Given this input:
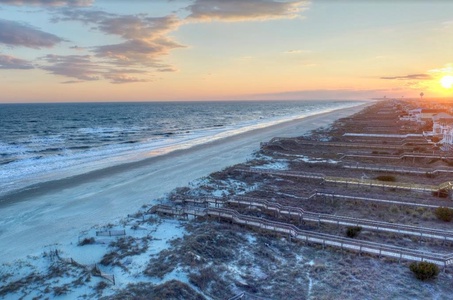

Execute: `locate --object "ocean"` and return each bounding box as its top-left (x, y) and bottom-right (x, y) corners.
top-left (0, 100), bottom-right (363, 198)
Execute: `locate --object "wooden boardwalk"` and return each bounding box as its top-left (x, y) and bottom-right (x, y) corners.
top-left (266, 137), bottom-right (431, 149)
top-left (149, 100), bottom-right (453, 274)
top-left (238, 167), bottom-right (451, 193)
top-left (150, 204), bottom-right (453, 268)
top-left (180, 195), bottom-right (453, 242)
top-left (342, 163), bottom-right (453, 176)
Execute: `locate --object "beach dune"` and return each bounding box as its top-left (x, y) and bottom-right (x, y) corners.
top-left (0, 104), bottom-right (368, 263)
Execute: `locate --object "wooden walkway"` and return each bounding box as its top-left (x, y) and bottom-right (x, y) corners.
top-left (342, 163), bottom-right (453, 176)
top-left (238, 167), bottom-right (451, 193)
top-left (314, 192), bottom-right (445, 209)
top-left (179, 196), bottom-right (453, 242)
top-left (339, 153), bottom-right (451, 162)
top-left (343, 133), bottom-right (424, 138)
top-left (150, 204), bottom-right (453, 268)
top-left (266, 137), bottom-right (431, 149)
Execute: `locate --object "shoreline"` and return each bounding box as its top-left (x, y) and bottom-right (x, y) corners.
top-left (0, 102), bottom-right (369, 206)
top-left (0, 103), bottom-right (369, 263)
top-left (0, 101), bottom-right (364, 200)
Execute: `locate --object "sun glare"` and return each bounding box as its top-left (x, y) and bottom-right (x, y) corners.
top-left (441, 75), bottom-right (453, 89)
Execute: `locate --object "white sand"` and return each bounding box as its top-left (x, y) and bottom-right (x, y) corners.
top-left (0, 103), bottom-right (369, 263)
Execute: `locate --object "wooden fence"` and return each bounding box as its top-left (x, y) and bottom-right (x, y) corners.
top-left (96, 229), bottom-right (126, 237)
top-left (53, 250), bottom-right (115, 284)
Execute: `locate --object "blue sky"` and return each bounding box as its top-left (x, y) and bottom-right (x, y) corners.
top-left (0, 0), bottom-right (452, 102)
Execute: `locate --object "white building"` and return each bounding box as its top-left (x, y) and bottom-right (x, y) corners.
top-left (432, 113), bottom-right (453, 135)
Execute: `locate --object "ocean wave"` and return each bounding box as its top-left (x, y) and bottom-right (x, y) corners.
top-left (0, 100), bottom-right (365, 197)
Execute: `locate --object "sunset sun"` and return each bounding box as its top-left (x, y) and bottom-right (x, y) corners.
top-left (441, 75), bottom-right (453, 89)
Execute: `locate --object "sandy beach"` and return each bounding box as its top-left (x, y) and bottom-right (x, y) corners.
top-left (0, 103), bottom-right (368, 264)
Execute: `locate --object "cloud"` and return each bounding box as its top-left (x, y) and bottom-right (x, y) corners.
top-left (50, 10), bottom-right (183, 82)
top-left (40, 54), bottom-right (152, 83)
top-left (0, 19), bottom-right (64, 48)
top-left (54, 11), bottom-right (184, 64)
top-left (94, 38), bottom-right (184, 66)
top-left (380, 74), bottom-right (432, 80)
top-left (186, 0), bottom-right (309, 22)
top-left (40, 54), bottom-right (101, 81)
top-left (429, 64), bottom-right (453, 74)
top-left (98, 15), bottom-right (181, 40)
top-left (104, 72), bottom-right (149, 84)
top-left (70, 45), bottom-right (86, 51)
top-left (61, 80), bottom-right (85, 84)
top-left (283, 49), bottom-right (312, 54)
top-left (54, 10), bottom-right (180, 41)
top-left (158, 67), bottom-right (178, 72)
top-left (0, 0), bottom-right (93, 6)
top-left (0, 54), bottom-right (34, 69)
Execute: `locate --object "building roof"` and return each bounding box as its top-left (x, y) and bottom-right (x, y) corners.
top-left (433, 112), bottom-right (453, 121)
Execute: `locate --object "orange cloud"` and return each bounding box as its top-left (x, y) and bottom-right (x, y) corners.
top-left (380, 74), bottom-right (432, 80)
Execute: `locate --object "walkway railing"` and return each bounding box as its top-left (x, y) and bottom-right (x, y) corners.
top-left (314, 192), bottom-right (443, 209)
top-left (239, 167), bottom-right (450, 193)
top-left (339, 153), bottom-right (452, 161)
top-left (343, 133), bottom-right (424, 138)
top-left (342, 163), bottom-right (453, 176)
top-left (150, 205), bottom-right (453, 267)
top-left (266, 137), bottom-right (430, 148)
top-left (179, 196), bottom-right (453, 242)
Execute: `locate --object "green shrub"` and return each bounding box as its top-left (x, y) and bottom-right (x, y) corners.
top-left (346, 226), bottom-right (362, 238)
top-left (409, 261), bottom-right (439, 280)
top-left (375, 175), bottom-right (396, 182)
top-left (434, 206), bottom-right (453, 222)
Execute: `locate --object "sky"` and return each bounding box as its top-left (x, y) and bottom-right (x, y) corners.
top-left (0, 0), bottom-right (452, 103)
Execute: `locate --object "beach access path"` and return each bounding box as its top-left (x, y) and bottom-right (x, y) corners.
top-left (0, 102), bottom-right (369, 263)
